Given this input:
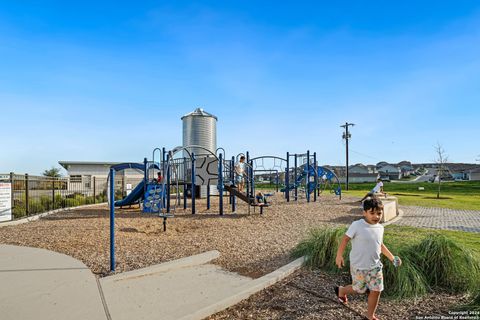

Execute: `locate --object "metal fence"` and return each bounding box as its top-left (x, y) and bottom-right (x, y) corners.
top-left (1, 173), bottom-right (143, 220)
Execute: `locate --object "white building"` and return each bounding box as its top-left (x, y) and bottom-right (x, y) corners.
top-left (58, 161), bottom-right (144, 191)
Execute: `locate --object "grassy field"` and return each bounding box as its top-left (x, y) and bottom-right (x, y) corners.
top-left (342, 181), bottom-right (480, 210)
top-left (385, 225), bottom-right (480, 259)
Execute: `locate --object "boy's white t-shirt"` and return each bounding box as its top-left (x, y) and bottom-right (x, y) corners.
top-left (372, 181), bottom-right (383, 193)
top-left (346, 219), bottom-right (384, 270)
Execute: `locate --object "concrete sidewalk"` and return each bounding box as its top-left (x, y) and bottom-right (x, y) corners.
top-left (0, 245), bottom-right (303, 320)
top-left (0, 244), bottom-right (107, 320)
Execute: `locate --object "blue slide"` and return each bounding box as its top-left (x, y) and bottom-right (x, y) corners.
top-left (115, 180), bottom-right (145, 207)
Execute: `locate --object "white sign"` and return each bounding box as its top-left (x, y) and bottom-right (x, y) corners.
top-left (126, 183), bottom-right (132, 196)
top-left (0, 182), bottom-right (12, 222)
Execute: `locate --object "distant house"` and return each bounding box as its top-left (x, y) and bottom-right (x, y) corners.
top-left (322, 164), bottom-right (378, 183)
top-left (399, 165), bottom-right (415, 177)
top-left (468, 168), bottom-right (480, 181)
top-left (338, 173), bottom-right (379, 183)
top-left (445, 163), bottom-right (479, 181)
top-left (349, 164), bottom-right (370, 174)
top-left (377, 163), bottom-right (402, 180)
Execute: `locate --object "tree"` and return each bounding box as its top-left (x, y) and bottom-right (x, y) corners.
top-left (43, 167), bottom-right (62, 178)
top-left (434, 143), bottom-right (448, 199)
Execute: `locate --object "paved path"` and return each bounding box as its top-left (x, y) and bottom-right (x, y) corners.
top-left (395, 206), bottom-right (480, 233)
top-left (0, 245), bottom-right (107, 320)
top-left (0, 245), bottom-right (303, 320)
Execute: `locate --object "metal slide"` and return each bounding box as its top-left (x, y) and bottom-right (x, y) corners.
top-left (224, 185), bottom-right (254, 204)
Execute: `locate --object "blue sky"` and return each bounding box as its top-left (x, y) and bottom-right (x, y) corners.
top-left (1, 1), bottom-right (479, 174)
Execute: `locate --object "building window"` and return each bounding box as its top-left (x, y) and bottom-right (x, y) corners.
top-left (70, 175), bottom-right (82, 183)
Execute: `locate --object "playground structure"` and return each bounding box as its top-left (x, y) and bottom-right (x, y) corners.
top-left (108, 147), bottom-right (342, 218)
top-left (105, 146), bottom-right (343, 271)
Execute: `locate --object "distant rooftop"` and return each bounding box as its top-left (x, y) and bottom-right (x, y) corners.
top-left (58, 161), bottom-right (123, 169)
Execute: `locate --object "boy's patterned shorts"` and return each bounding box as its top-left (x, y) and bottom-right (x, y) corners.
top-left (350, 266), bottom-right (384, 293)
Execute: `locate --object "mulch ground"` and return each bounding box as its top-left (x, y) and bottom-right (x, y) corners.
top-left (207, 269), bottom-right (469, 320)
top-left (0, 192), bottom-right (470, 319)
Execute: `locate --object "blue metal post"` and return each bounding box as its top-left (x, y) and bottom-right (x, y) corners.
top-left (275, 172), bottom-right (279, 192)
top-left (246, 152), bottom-right (250, 200)
top-left (109, 168), bottom-right (115, 272)
top-left (191, 153), bottom-right (196, 214)
top-left (231, 157), bottom-right (235, 212)
top-left (143, 157), bottom-right (148, 197)
top-left (294, 154), bottom-right (298, 201)
top-left (286, 152), bottom-right (290, 202)
top-left (249, 159), bottom-right (254, 201)
top-left (219, 153), bottom-right (224, 215)
top-left (207, 184), bottom-right (210, 210)
top-left (314, 152), bottom-right (317, 202)
top-left (306, 150), bottom-right (310, 203)
top-left (166, 153), bottom-right (171, 213)
top-left (162, 148), bottom-right (166, 209)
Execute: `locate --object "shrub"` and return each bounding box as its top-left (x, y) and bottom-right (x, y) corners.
top-left (382, 248), bottom-right (429, 298)
top-left (292, 226), bottom-right (347, 273)
top-left (293, 226), bottom-right (480, 300)
top-left (411, 234), bottom-right (480, 293)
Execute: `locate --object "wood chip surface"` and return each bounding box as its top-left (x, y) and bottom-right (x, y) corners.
top-left (0, 193), bottom-right (359, 276)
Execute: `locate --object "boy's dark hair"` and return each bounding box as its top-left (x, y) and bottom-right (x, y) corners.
top-left (363, 196), bottom-right (383, 212)
top-left (240, 156), bottom-right (245, 160)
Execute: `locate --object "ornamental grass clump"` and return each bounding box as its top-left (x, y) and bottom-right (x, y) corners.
top-left (411, 234), bottom-right (480, 293)
top-left (465, 290), bottom-right (480, 311)
top-left (382, 249), bottom-right (429, 299)
top-left (292, 226), bottom-right (347, 272)
top-left (293, 226), bottom-right (480, 300)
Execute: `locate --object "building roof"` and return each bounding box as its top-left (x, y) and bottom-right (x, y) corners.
top-left (58, 161), bottom-right (123, 170)
top-left (181, 108), bottom-right (218, 120)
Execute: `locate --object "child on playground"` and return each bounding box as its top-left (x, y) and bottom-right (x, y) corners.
top-left (335, 197), bottom-right (401, 320)
top-left (255, 192), bottom-right (268, 206)
top-left (234, 156), bottom-right (246, 191)
top-left (360, 178), bottom-right (385, 202)
top-left (156, 171), bottom-right (163, 184)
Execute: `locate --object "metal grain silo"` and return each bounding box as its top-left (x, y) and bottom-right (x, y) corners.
top-left (181, 108), bottom-right (217, 158)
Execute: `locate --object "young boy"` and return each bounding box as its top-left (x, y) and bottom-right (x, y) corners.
top-left (234, 156), bottom-right (247, 191)
top-left (255, 192), bottom-right (268, 206)
top-left (335, 197), bottom-right (401, 320)
top-left (360, 178), bottom-right (385, 202)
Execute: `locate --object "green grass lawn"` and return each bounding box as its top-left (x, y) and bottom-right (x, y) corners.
top-left (385, 225), bottom-right (480, 259)
top-left (342, 181), bottom-right (480, 210)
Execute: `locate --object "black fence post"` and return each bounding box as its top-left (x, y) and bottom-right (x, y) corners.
top-left (25, 173), bottom-right (29, 216)
top-left (93, 176), bottom-right (96, 204)
top-left (10, 172), bottom-right (14, 214)
top-left (52, 178), bottom-right (55, 210)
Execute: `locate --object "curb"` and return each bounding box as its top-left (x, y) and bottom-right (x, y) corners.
top-left (179, 256), bottom-right (305, 320)
top-left (0, 203), bottom-right (107, 228)
top-left (101, 250), bottom-right (221, 284)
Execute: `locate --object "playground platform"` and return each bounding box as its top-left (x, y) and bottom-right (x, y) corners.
top-left (0, 245), bottom-right (303, 320)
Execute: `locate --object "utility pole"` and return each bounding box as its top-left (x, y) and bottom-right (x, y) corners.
top-left (341, 122), bottom-right (355, 190)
